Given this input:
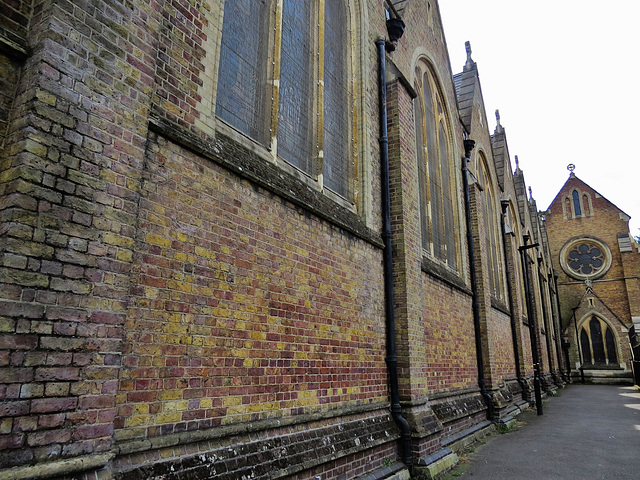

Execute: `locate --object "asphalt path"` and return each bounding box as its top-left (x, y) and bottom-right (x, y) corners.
top-left (443, 384), bottom-right (640, 480)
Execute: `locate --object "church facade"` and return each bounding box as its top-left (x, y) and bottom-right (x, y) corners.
top-left (1, 1), bottom-right (568, 479)
top-left (545, 171), bottom-right (640, 385)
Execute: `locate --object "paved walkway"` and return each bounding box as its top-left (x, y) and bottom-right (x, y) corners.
top-left (444, 384), bottom-right (640, 480)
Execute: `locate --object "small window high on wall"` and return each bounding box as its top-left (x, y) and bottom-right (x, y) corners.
top-left (563, 189), bottom-right (593, 219)
top-left (216, 0), bottom-right (353, 200)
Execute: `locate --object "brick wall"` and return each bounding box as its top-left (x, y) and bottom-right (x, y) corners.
top-left (0, 0), bottom-right (568, 477)
top-left (115, 133), bottom-right (389, 442)
top-left (0, 0), bottom-right (160, 470)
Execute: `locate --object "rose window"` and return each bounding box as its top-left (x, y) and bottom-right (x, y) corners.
top-left (560, 238), bottom-right (611, 280)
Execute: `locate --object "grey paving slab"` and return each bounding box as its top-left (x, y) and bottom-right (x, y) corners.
top-left (445, 385), bottom-right (640, 480)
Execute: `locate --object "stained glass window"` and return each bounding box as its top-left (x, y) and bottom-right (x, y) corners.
top-left (323, 0), bottom-right (350, 197)
top-left (589, 317), bottom-right (605, 363)
top-left (567, 243), bottom-right (604, 276)
top-left (605, 328), bottom-right (618, 364)
top-left (478, 156), bottom-right (505, 300)
top-left (278, 0), bottom-right (314, 173)
top-left (216, 0), bottom-right (353, 201)
top-left (580, 328), bottom-right (592, 364)
top-left (216, 0), bottom-right (271, 144)
top-left (414, 64), bottom-right (457, 269)
top-left (561, 237), bottom-right (611, 280)
top-left (580, 317), bottom-right (619, 366)
top-left (415, 71), bottom-right (430, 251)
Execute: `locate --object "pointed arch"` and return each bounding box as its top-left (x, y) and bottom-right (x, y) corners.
top-left (477, 152), bottom-right (505, 300)
top-left (413, 57), bottom-right (459, 270)
top-left (578, 314), bottom-right (621, 366)
top-left (572, 190), bottom-right (582, 217)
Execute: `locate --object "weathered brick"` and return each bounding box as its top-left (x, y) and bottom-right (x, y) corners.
top-left (0, 433), bottom-right (25, 450)
top-left (30, 396), bottom-right (77, 413)
top-left (37, 413), bottom-right (65, 429)
top-left (49, 277), bottom-right (92, 294)
top-left (20, 383), bottom-right (44, 397)
top-left (1, 253), bottom-right (28, 269)
top-left (34, 367), bottom-right (80, 382)
top-left (44, 382), bottom-right (70, 397)
top-left (0, 301), bottom-right (44, 319)
top-left (0, 335), bottom-right (38, 350)
top-left (26, 428), bottom-right (72, 446)
top-left (46, 306), bottom-right (87, 322)
top-left (39, 337), bottom-right (86, 352)
top-left (0, 400), bottom-right (30, 417)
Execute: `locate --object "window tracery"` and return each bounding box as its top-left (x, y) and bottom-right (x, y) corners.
top-left (560, 237), bottom-right (611, 280)
top-left (579, 316), bottom-right (619, 366)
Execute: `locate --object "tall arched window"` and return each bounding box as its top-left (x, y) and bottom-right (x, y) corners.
top-left (572, 190), bottom-right (582, 216)
top-left (579, 316), bottom-right (619, 366)
top-left (216, 0), bottom-right (353, 200)
top-left (414, 62), bottom-right (458, 269)
top-left (477, 155), bottom-right (505, 300)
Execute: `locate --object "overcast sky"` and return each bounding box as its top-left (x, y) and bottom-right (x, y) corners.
top-left (438, 1), bottom-right (640, 235)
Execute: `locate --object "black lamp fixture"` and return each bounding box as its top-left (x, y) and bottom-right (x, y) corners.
top-left (385, 2), bottom-right (405, 51)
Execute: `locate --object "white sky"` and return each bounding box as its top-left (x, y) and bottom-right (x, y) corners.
top-left (438, 0), bottom-right (640, 235)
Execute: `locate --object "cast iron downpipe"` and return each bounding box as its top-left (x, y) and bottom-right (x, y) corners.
top-left (519, 239), bottom-right (543, 415)
top-left (551, 273), bottom-right (567, 382)
top-left (462, 139), bottom-right (495, 421)
top-left (376, 38), bottom-right (413, 468)
top-left (572, 307), bottom-right (585, 383)
top-left (499, 200), bottom-right (527, 398)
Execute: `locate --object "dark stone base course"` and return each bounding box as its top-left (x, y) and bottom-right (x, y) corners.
top-left (114, 411), bottom-right (399, 480)
top-left (403, 390), bottom-right (489, 461)
top-left (429, 391), bottom-right (486, 426)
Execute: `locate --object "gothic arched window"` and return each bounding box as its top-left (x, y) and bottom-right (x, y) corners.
top-left (477, 155), bottom-right (505, 300)
top-left (579, 316), bottom-right (619, 366)
top-left (216, 0), bottom-right (353, 200)
top-left (414, 62), bottom-right (458, 269)
top-left (572, 190), bottom-right (582, 216)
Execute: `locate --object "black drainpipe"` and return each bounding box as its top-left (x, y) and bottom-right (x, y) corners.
top-left (500, 200), bottom-right (527, 398)
top-left (551, 273), bottom-right (567, 382)
top-left (462, 139), bottom-right (495, 421)
top-left (377, 38), bottom-right (413, 468)
top-left (572, 307), bottom-right (585, 383)
top-left (519, 238), bottom-right (543, 415)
